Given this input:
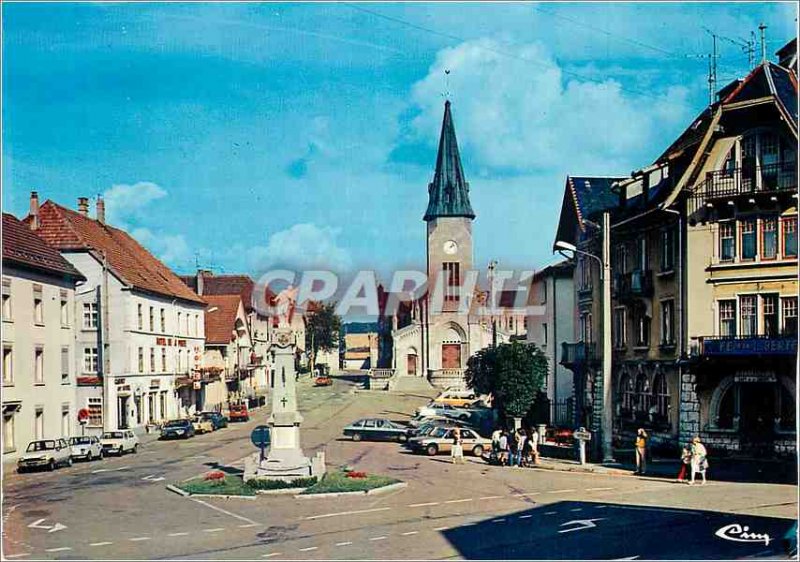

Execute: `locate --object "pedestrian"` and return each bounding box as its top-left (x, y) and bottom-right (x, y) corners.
top-left (516, 430), bottom-right (528, 467)
top-left (676, 445), bottom-right (691, 482)
top-left (689, 436), bottom-right (708, 485)
top-left (509, 429), bottom-right (520, 468)
top-left (451, 427), bottom-right (464, 464)
top-left (491, 428), bottom-right (502, 456)
top-left (634, 428), bottom-right (648, 475)
top-left (498, 430), bottom-right (509, 466)
top-left (520, 430), bottom-right (532, 467)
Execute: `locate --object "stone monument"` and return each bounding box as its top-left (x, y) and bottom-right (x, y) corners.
top-left (243, 286), bottom-right (325, 482)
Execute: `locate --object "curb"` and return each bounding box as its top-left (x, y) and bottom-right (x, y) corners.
top-left (186, 493), bottom-right (257, 500)
top-left (166, 484), bottom-right (190, 497)
top-left (366, 481), bottom-right (407, 495)
top-left (255, 487), bottom-right (308, 495)
top-left (531, 462), bottom-right (674, 482)
top-left (294, 481), bottom-right (406, 499)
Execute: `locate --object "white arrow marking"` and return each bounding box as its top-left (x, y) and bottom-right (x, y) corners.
top-left (613, 556), bottom-right (640, 560)
top-left (142, 474), bottom-right (166, 482)
top-left (92, 466), bottom-right (130, 474)
top-left (27, 518), bottom-right (67, 533)
top-left (558, 518), bottom-right (605, 533)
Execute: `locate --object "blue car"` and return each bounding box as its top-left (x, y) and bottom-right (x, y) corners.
top-left (160, 419), bottom-right (195, 440)
top-left (199, 411), bottom-right (228, 430)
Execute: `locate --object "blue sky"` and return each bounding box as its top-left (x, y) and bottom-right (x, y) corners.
top-left (3, 2), bottom-right (797, 282)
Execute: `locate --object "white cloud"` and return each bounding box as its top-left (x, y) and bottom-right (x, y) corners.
top-left (131, 227), bottom-right (193, 267)
top-left (102, 181), bottom-right (167, 225)
top-left (248, 223), bottom-right (353, 273)
top-left (408, 38), bottom-right (693, 175)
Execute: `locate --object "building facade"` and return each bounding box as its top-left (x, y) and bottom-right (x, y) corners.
top-left (2, 212), bottom-right (86, 462)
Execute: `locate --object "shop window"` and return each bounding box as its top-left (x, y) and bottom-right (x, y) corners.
top-left (83, 302), bottom-right (98, 329)
top-left (740, 218), bottom-right (756, 260)
top-left (719, 300), bottom-right (737, 337)
top-left (620, 374), bottom-right (635, 416)
top-left (740, 295), bottom-right (757, 336)
top-left (783, 217), bottom-right (797, 258)
top-left (762, 295), bottom-right (779, 337)
top-left (782, 297), bottom-right (798, 336)
top-left (719, 222), bottom-right (735, 262)
top-left (87, 397), bottom-right (102, 427)
top-left (761, 217), bottom-right (778, 260)
top-left (717, 386), bottom-right (735, 429)
top-left (635, 374), bottom-right (651, 415)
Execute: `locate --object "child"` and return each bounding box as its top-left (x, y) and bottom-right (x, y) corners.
top-left (676, 446), bottom-right (691, 482)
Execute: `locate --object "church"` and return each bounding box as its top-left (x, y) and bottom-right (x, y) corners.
top-left (375, 101), bottom-right (524, 390)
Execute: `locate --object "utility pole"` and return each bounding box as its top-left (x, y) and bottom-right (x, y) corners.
top-left (601, 212), bottom-right (614, 464)
top-left (759, 23), bottom-right (767, 63)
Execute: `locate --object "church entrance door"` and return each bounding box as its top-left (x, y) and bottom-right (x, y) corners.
top-left (407, 354), bottom-right (418, 376)
top-left (442, 344), bottom-right (461, 369)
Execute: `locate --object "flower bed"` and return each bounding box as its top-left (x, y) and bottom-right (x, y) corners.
top-left (300, 468), bottom-right (399, 495)
top-left (176, 472), bottom-right (317, 496)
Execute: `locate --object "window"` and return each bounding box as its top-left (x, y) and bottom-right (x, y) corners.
top-left (87, 397), bottom-right (103, 427)
top-left (614, 244), bottom-right (627, 273)
top-left (137, 304), bottom-right (143, 330)
top-left (653, 374), bottom-right (669, 420)
top-left (442, 262), bottom-right (460, 303)
top-left (3, 410), bottom-right (16, 453)
top-left (61, 405), bottom-right (70, 438)
top-left (636, 236), bottom-right (648, 271)
top-left (719, 300), bottom-right (736, 337)
top-left (762, 217), bottom-right (778, 259)
top-left (83, 348), bottom-right (99, 374)
top-left (783, 217), bottom-right (797, 258)
top-left (149, 307), bottom-right (154, 332)
top-left (2, 278), bottom-right (11, 321)
top-left (719, 222), bottom-right (735, 262)
top-left (579, 257), bottom-right (592, 290)
top-left (177, 312), bottom-right (182, 334)
top-left (762, 295), bottom-right (779, 337)
top-left (34, 347), bottom-right (44, 384)
top-left (364, 419), bottom-right (376, 428)
top-left (83, 302), bottom-right (98, 329)
top-left (138, 347), bottom-right (145, 373)
top-left (635, 374), bottom-right (651, 413)
top-left (740, 295), bottom-right (757, 336)
top-left (3, 345), bottom-right (12, 385)
top-left (161, 348), bottom-right (167, 372)
top-left (782, 297), bottom-right (797, 335)
top-left (580, 312), bottom-right (593, 343)
top-left (160, 308), bottom-right (166, 333)
top-left (61, 346), bottom-right (70, 384)
top-left (60, 290), bottom-right (69, 327)
top-left (509, 317), bottom-right (515, 331)
top-left (620, 375), bottom-right (635, 414)
top-left (542, 323), bottom-right (548, 346)
top-left (741, 219), bottom-right (756, 260)
top-left (33, 285), bottom-right (43, 325)
top-left (150, 348), bottom-right (156, 373)
top-left (194, 314), bottom-right (199, 336)
top-left (634, 308), bottom-right (650, 347)
top-left (661, 228), bottom-right (675, 271)
top-left (35, 408), bottom-right (44, 440)
top-left (613, 307), bottom-right (626, 348)
top-left (660, 300), bottom-right (675, 345)
top-left (160, 391), bottom-right (167, 419)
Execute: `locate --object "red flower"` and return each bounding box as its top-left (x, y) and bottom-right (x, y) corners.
top-left (204, 471), bottom-right (226, 481)
top-left (345, 471), bottom-right (367, 479)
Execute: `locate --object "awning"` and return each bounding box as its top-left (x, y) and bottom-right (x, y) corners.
top-left (2, 402), bottom-right (22, 414)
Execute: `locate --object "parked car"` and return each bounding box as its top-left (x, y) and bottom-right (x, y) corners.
top-left (415, 401), bottom-right (471, 421)
top-left (199, 411), bottom-right (228, 430)
top-left (407, 426), bottom-right (491, 457)
top-left (314, 375), bottom-right (333, 386)
top-left (160, 419), bottom-right (195, 440)
top-left (192, 416), bottom-right (214, 434)
top-left (69, 436), bottom-right (104, 461)
top-left (406, 419), bottom-right (456, 438)
top-left (17, 439), bottom-right (73, 472)
top-left (343, 418), bottom-right (409, 442)
top-left (101, 430), bottom-right (139, 455)
top-left (433, 389), bottom-right (477, 408)
top-left (228, 403), bottom-right (249, 422)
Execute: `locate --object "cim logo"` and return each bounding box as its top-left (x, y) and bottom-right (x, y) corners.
top-left (715, 523), bottom-right (771, 546)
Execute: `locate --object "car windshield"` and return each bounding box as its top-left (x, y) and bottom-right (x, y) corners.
top-left (102, 432), bottom-right (124, 439)
top-left (200, 413), bottom-right (216, 419)
top-left (27, 440), bottom-right (56, 452)
top-left (165, 420), bottom-right (188, 427)
top-left (69, 437), bottom-right (93, 445)
top-left (430, 427), bottom-right (448, 438)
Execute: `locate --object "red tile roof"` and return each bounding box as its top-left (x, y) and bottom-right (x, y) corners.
top-left (28, 201), bottom-right (204, 304)
top-left (3, 213), bottom-right (85, 281)
top-left (178, 273), bottom-right (275, 312)
top-left (204, 294), bottom-right (243, 344)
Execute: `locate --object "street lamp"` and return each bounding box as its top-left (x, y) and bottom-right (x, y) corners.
top-left (555, 211), bottom-right (615, 464)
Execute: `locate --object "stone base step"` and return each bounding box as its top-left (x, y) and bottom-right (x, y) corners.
top-left (389, 375), bottom-right (434, 393)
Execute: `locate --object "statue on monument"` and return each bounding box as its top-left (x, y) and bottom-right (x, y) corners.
top-left (274, 284), bottom-right (299, 328)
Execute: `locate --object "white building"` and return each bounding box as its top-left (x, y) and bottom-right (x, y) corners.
top-left (2, 211), bottom-right (86, 462)
top-left (27, 194), bottom-right (206, 433)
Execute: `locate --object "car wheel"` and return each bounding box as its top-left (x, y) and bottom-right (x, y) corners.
top-left (66, 456), bottom-right (73, 467)
top-left (426, 444), bottom-right (439, 456)
top-left (472, 445), bottom-right (484, 457)
top-left (132, 444), bottom-right (138, 454)
top-left (352, 433), bottom-right (362, 442)
top-left (48, 460), bottom-right (56, 471)
top-left (398, 434), bottom-right (408, 443)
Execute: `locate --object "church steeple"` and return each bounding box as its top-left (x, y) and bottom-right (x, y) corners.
top-left (423, 100), bottom-right (476, 222)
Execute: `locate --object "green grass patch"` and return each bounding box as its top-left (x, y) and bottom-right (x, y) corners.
top-left (178, 474), bottom-right (256, 496)
top-left (246, 477), bottom-right (318, 490)
top-left (300, 469), bottom-right (400, 495)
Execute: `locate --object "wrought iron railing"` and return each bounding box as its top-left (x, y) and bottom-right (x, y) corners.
top-left (560, 342), bottom-right (597, 367)
top-left (697, 162), bottom-right (797, 201)
top-left (613, 269), bottom-right (653, 298)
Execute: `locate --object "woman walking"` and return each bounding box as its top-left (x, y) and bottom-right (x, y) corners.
top-left (689, 436), bottom-right (708, 485)
top-left (451, 427), bottom-right (464, 464)
top-left (634, 428), bottom-right (648, 475)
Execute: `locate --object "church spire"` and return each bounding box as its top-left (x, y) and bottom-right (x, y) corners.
top-left (423, 100), bottom-right (476, 222)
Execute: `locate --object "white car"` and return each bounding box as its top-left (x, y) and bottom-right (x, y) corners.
top-left (415, 402), bottom-right (471, 421)
top-left (17, 439), bottom-right (73, 472)
top-left (69, 436), bottom-right (104, 461)
top-left (100, 430), bottom-right (139, 456)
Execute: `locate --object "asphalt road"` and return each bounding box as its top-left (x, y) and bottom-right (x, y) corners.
top-left (2, 375), bottom-right (796, 560)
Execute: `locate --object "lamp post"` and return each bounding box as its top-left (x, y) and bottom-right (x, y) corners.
top-left (555, 211), bottom-right (615, 464)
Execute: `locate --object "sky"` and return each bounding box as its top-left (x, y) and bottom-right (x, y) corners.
top-left (3, 2), bottom-right (797, 284)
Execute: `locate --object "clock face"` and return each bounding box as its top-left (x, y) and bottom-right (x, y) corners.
top-left (443, 240), bottom-right (458, 255)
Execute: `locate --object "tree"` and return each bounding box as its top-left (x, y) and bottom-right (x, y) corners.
top-left (305, 301), bottom-right (342, 371)
top-left (465, 341), bottom-right (548, 427)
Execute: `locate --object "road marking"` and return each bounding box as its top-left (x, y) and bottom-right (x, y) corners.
top-left (586, 487), bottom-right (615, 492)
top-left (142, 474), bottom-right (166, 482)
top-left (27, 518), bottom-right (67, 533)
top-left (299, 546), bottom-right (318, 552)
top-left (613, 557), bottom-right (640, 560)
top-left (204, 528), bottom-right (225, 533)
top-left (559, 518), bottom-right (605, 534)
top-left (479, 495), bottom-right (502, 500)
top-left (545, 511), bottom-right (557, 515)
top-left (491, 518), bottom-right (506, 523)
top-left (570, 508), bottom-right (583, 512)
top-left (168, 532), bottom-right (190, 537)
top-left (4, 553), bottom-right (30, 558)
top-left (369, 536), bottom-right (387, 541)
top-left (191, 498), bottom-right (259, 525)
top-left (91, 466), bottom-right (130, 474)
top-left (519, 514), bottom-right (533, 519)
top-left (408, 502), bottom-right (439, 508)
top-left (595, 505), bottom-right (608, 509)
top-left (238, 523), bottom-right (259, 528)
top-left (548, 489), bottom-right (575, 494)
top-left (513, 492), bottom-right (540, 497)
top-left (305, 507), bottom-right (391, 520)
top-left (608, 505), bottom-right (700, 515)
top-left (433, 526), bottom-right (449, 531)
top-left (401, 531), bottom-right (419, 536)
top-left (129, 537), bottom-right (151, 542)
top-left (335, 542), bottom-right (353, 546)
top-left (262, 553), bottom-right (283, 558)
top-left (444, 498), bottom-right (472, 504)
top-left (90, 542), bottom-right (114, 546)
top-left (45, 547), bottom-right (72, 552)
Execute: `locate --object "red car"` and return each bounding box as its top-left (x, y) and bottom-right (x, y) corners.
top-left (314, 376), bottom-right (333, 387)
top-left (228, 403), bottom-right (249, 422)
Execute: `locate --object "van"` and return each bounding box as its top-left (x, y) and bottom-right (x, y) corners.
top-left (433, 389), bottom-right (477, 408)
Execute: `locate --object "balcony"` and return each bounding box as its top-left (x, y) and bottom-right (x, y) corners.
top-left (613, 269), bottom-right (653, 299)
top-left (691, 335), bottom-right (798, 357)
top-left (560, 342), bottom-right (597, 369)
top-left (695, 162), bottom-right (797, 205)
top-left (577, 284), bottom-right (594, 301)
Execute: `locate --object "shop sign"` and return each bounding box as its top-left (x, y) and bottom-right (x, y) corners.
top-left (115, 378), bottom-right (126, 385)
top-left (703, 336), bottom-right (797, 356)
top-left (734, 371), bottom-right (777, 383)
top-left (117, 384), bottom-right (131, 392)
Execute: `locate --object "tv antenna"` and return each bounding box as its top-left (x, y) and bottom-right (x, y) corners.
top-left (442, 69), bottom-right (451, 100)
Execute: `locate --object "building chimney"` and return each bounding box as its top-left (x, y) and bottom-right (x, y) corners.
top-left (29, 191), bottom-right (40, 230)
top-left (96, 196), bottom-right (106, 224)
top-left (77, 197), bottom-right (89, 216)
top-left (197, 270), bottom-right (205, 296)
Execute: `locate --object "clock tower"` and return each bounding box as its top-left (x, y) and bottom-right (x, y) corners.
top-left (424, 100), bottom-right (475, 311)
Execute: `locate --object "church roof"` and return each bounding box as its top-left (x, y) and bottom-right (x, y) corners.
top-left (424, 101), bottom-right (476, 221)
